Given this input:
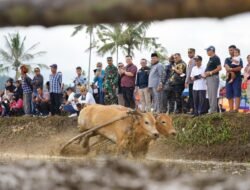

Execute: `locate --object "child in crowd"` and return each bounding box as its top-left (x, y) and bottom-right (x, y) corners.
top-left (227, 48), bottom-right (241, 83)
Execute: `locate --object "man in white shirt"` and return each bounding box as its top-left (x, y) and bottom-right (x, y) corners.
top-left (77, 88), bottom-right (96, 105)
top-left (63, 87), bottom-right (78, 116)
top-left (190, 55), bottom-right (207, 117)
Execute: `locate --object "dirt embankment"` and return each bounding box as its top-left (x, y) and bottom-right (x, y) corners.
top-left (0, 113), bottom-right (250, 162)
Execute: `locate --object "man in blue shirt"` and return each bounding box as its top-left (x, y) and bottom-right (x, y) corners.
top-left (224, 45), bottom-right (243, 112)
top-left (93, 62), bottom-right (105, 104)
top-left (74, 66), bottom-right (87, 97)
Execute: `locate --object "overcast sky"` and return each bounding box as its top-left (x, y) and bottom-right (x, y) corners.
top-left (0, 12), bottom-right (250, 85)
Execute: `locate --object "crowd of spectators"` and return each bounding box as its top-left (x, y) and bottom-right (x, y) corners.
top-left (1, 44), bottom-right (250, 118)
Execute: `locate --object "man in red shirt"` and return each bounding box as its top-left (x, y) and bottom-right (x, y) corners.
top-left (120, 55), bottom-right (138, 108)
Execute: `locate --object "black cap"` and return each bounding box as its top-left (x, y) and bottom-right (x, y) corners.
top-left (205, 46), bottom-right (215, 52)
top-left (194, 55), bottom-right (202, 61)
top-left (107, 57), bottom-right (113, 60)
top-left (50, 64), bottom-right (57, 68)
top-left (151, 53), bottom-right (158, 57)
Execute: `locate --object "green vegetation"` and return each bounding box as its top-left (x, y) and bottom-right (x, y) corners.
top-left (0, 32), bottom-right (47, 80)
top-left (173, 114), bottom-right (232, 146)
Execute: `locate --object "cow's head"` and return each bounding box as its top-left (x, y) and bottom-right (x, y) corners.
top-left (155, 114), bottom-right (176, 137)
top-left (130, 110), bottom-right (159, 139)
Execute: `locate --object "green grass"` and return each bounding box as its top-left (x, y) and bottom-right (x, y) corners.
top-left (173, 114), bottom-right (232, 146)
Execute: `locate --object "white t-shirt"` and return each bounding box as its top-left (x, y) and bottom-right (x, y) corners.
top-left (190, 65), bottom-right (207, 91)
top-left (78, 92), bottom-right (96, 105)
top-left (232, 56), bottom-right (241, 66)
top-left (67, 92), bottom-right (76, 104)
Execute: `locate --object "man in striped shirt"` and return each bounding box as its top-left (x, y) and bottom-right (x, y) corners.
top-left (49, 64), bottom-right (63, 115)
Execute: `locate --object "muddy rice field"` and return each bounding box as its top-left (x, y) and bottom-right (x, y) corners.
top-left (0, 113), bottom-right (250, 189)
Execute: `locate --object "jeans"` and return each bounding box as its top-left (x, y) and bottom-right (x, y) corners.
top-left (150, 87), bottom-right (162, 113)
top-left (50, 93), bottom-right (62, 115)
top-left (193, 90), bottom-right (206, 115)
top-left (23, 93), bottom-right (32, 115)
top-left (63, 104), bottom-right (77, 114)
top-left (122, 87), bottom-right (135, 108)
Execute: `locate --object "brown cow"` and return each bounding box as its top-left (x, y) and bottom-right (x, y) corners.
top-left (106, 105), bottom-right (176, 157)
top-left (77, 104), bottom-right (159, 155)
top-left (110, 105), bottom-right (176, 137)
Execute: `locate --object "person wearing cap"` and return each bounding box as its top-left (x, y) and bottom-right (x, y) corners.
top-left (31, 67), bottom-right (44, 114)
top-left (148, 53), bottom-right (164, 113)
top-left (169, 53), bottom-right (186, 114)
top-left (93, 62), bottom-right (105, 104)
top-left (224, 45), bottom-right (243, 112)
top-left (190, 55), bottom-right (207, 117)
top-left (204, 46), bottom-right (222, 114)
top-left (20, 64), bottom-right (33, 116)
top-left (185, 48), bottom-right (196, 114)
top-left (74, 66), bottom-right (87, 97)
top-left (120, 55), bottom-right (137, 108)
top-left (49, 64), bottom-right (63, 115)
top-left (103, 57), bottom-right (119, 105)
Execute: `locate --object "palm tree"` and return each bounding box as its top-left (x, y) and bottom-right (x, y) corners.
top-left (122, 22), bottom-right (158, 56)
top-left (96, 24), bottom-right (123, 65)
top-left (72, 24), bottom-right (99, 85)
top-left (0, 32), bottom-right (47, 80)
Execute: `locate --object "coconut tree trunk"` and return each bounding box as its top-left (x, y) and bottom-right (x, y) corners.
top-left (116, 45), bottom-right (119, 66)
top-left (15, 67), bottom-right (18, 81)
top-left (88, 30), bottom-right (92, 87)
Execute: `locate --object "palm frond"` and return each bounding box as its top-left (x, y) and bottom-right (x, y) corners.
top-left (71, 25), bottom-right (84, 36)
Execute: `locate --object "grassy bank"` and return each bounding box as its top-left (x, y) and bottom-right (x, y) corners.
top-left (160, 113), bottom-right (250, 162)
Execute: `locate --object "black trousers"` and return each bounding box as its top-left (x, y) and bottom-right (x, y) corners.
top-left (193, 90), bottom-right (206, 115)
top-left (122, 87), bottom-right (135, 108)
top-left (50, 93), bottom-right (62, 115)
top-left (37, 102), bottom-right (50, 115)
top-left (188, 83), bottom-right (194, 111)
top-left (173, 85), bottom-right (185, 113)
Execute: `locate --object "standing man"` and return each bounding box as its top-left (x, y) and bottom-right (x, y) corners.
top-left (148, 53), bottom-right (164, 113)
top-left (103, 57), bottom-right (119, 105)
top-left (93, 62), bottom-right (105, 104)
top-left (20, 65), bottom-right (33, 116)
top-left (224, 45), bottom-right (243, 112)
top-left (135, 58), bottom-right (151, 112)
top-left (74, 66), bottom-right (87, 97)
top-left (49, 64), bottom-right (63, 115)
top-left (190, 56), bottom-right (207, 117)
top-left (31, 67), bottom-right (44, 114)
top-left (120, 55), bottom-right (137, 108)
top-left (185, 48), bottom-right (196, 114)
top-left (117, 62), bottom-right (125, 106)
top-left (161, 55), bottom-right (175, 113)
top-left (204, 46), bottom-right (222, 114)
top-left (170, 53), bottom-right (186, 113)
